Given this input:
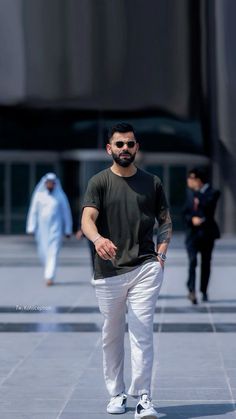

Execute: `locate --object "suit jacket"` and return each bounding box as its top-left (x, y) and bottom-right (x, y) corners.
top-left (183, 185), bottom-right (221, 242)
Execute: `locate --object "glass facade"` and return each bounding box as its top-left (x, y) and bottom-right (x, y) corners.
top-left (169, 166), bottom-right (187, 231)
top-left (11, 164), bottom-right (30, 233)
top-left (36, 164), bottom-right (55, 183)
top-left (0, 164), bottom-right (4, 233)
top-left (0, 156), bottom-right (59, 233)
top-left (145, 165), bottom-right (164, 182)
top-left (0, 152), bottom-right (209, 234)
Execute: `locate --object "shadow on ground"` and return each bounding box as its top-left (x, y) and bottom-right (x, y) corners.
top-left (159, 403), bottom-right (235, 418)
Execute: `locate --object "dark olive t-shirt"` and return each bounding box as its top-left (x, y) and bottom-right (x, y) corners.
top-left (82, 167), bottom-right (168, 279)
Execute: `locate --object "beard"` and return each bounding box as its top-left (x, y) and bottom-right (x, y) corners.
top-left (112, 151), bottom-right (136, 167)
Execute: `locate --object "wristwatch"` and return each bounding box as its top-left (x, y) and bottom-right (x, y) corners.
top-left (157, 252), bottom-right (167, 262)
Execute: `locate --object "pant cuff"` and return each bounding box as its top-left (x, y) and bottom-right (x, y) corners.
top-left (128, 388), bottom-right (150, 397)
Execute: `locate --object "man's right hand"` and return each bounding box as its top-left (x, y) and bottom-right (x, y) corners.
top-left (94, 237), bottom-right (117, 260)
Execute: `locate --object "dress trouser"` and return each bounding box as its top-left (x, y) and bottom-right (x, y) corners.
top-left (186, 237), bottom-right (214, 294)
top-left (95, 261), bottom-right (163, 397)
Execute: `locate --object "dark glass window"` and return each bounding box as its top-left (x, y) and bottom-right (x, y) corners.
top-left (10, 164), bottom-right (30, 233)
top-left (145, 165), bottom-right (164, 182)
top-left (11, 220), bottom-right (26, 234)
top-left (11, 164), bottom-right (30, 216)
top-left (0, 164), bottom-right (4, 232)
top-left (0, 164), bottom-right (4, 216)
top-left (169, 166), bottom-right (187, 231)
top-left (36, 164), bottom-right (56, 182)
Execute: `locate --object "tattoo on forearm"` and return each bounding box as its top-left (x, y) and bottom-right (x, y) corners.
top-left (157, 222), bottom-right (172, 243)
top-left (156, 210), bottom-right (172, 244)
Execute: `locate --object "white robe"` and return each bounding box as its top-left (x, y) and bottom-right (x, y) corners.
top-left (26, 175), bottom-right (72, 280)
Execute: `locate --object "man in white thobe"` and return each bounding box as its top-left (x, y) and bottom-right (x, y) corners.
top-left (26, 173), bottom-right (72, 285)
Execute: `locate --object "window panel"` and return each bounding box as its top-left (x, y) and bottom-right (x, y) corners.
top-left (0, 164), bottom-right (4, 216)
top-left (145, 165), bottom-right (164, 182)
top-left (11, 164), bottom-right (30, 216)
top-left (36, 164), bottom-right (55, 183)
top-left (169, 166), bottom-right (187, 231)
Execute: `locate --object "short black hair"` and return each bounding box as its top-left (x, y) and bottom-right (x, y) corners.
top-left (188, 167), bottom-right (208, 183)
top-left (108, 122), bottom-right (136, 142)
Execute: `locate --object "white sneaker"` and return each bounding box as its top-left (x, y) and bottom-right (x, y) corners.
top-left (135, 394), bottom-right (158, 418)
top-left (107, 392), bottom-right (127, 414)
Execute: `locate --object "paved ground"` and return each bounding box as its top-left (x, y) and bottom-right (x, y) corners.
top-left (0, 234), bottom-right (236, 419)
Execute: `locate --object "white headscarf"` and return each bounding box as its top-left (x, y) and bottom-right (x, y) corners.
top-left (32, 173), bottom-right (63, 195)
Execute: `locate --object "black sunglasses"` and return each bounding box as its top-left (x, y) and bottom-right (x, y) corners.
top-left (114, 140), bottom-right (136, 148)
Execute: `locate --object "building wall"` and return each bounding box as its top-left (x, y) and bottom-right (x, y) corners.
top-left (209, 0), bottom-right (236, 234)
top-left (0, 0), bottom-right (235, 233)
top-left (0, 0), bottom-right (192, 116)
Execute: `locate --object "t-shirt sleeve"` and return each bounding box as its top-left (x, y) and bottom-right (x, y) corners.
top-left (82, 178), bottom-right (101, 211)
top-left (155, 180), bottom-right (169, 218)
top-left (155, 178), bottom-right (172, 244)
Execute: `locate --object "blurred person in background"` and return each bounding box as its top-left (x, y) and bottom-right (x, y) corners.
top-left (183, 168), bottom-right (220, 304)
top-left (81, 123), bottom-right (172, 419)
top-left (26, 173), bottom-right (72, 286)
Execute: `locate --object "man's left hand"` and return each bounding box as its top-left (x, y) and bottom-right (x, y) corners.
top-left (157, 256), bottom-right (165, 268)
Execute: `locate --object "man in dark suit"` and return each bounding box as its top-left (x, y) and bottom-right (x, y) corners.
top-left (183, 168), bottom-right (220, 304)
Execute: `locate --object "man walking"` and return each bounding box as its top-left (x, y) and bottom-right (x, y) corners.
top-left (183, 168), bottom-right (220, 304)
top-left (26, 173), bottom-right (72, 286)
top-left (81, 123), bottom-right (172, 418)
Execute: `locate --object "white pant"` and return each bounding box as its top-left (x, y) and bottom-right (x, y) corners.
top-left (95, 261), bottom-right (163, 397)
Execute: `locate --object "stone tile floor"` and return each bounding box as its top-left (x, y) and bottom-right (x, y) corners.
top-left (0, 235), bottom-right (235, 418)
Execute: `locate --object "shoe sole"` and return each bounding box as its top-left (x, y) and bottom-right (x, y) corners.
top-left (135, 415), bottom-right (158, 419)
top-left (107, 407), bottom-right (126, 414)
